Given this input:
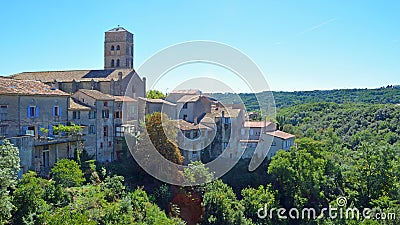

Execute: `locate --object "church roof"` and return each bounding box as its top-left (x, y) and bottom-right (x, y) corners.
top-left (10, 69), bottom-right (136, 83)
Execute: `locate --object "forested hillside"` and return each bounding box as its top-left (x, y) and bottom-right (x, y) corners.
top-left (212, 86), bottom-right (400, 110)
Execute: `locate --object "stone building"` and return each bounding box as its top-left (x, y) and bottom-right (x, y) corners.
top-left (71, 89), bottom-right (116, 162)
top-left (0, 77), bottom-right (78, 175)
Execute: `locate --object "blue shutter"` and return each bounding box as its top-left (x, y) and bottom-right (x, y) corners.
top-left (48, 125), bottom-right (54, 137)
top-left (22, 126), bottom-right (28, 135)
top-left (59, 107), bottom-right (62, 117)
top-left (27, 107), bottom-right (31, 118)
top-left (35, 106), bottom-right (39, 117)
top-left (52, 107), bottom-right (55, 116)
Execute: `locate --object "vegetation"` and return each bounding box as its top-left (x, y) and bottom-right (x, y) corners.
top-left (0, 140), bottom-right (20, 224)
top-left (212, 86), bottom-right (400, 110)
top-left (2, 87), bottom-right (400, 224)
top-left (146, 90), bottom-right (166, 99)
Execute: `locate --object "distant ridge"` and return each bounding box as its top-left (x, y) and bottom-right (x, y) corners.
top-left (210, 86), bottom-right (400, 110)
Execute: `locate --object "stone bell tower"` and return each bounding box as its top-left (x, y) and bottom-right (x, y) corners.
top-left (104, 26), bottom-right (134, 69)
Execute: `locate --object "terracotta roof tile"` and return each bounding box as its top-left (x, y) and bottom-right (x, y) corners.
top-left (265, 130), bottom-right (295, 140)
top-left (113, 96), bottom-right (137, 102)
top-left (69, 98), bottom-right (92, 111)
top-left (78, 89), bottom-right (115, 101)
top-left (0, 77), bottom-right (69, 96)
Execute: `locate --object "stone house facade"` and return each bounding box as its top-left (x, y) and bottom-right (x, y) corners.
top-left (0, 77), bottom-right (78, 175)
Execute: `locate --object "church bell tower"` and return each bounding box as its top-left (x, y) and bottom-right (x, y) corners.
top-left (104, 27), bottom-right (134, 69)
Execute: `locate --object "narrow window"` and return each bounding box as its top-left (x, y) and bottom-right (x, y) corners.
top-left (53, 106), bottom-right (59, 116)
top-left (102, 109), bottom-right (109, 118)
top-left (111, 59), bottom-right (115, 67)
top-left (28, 106), bottom-right (35, 118)
top-left (103, 126), bottom-right (108, 137)
top-left (116, 45), bottom-right (120, 50)
top-left (111, 45), bottom-right (115, 51)
top-left (116, 59), bottom-right (120, 67)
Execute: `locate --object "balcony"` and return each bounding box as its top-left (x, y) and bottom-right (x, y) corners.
top-left (34, 135), bottom-right (81, 146)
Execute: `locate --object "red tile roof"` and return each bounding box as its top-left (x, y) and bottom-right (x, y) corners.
top-left (265, 131), bottom-right (295, 140)
top-left (0, 77), bottom-right (69, 96)
top-left (78, 89), bottom-right (115, 101)
top-left (113, 96), bottom-right (137, 102)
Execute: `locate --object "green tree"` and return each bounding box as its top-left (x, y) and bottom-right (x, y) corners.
top-left (140, 112), bottom-right (183, 165)
top-left (268, 138), bottom-right (335, 210)
top-left (12, 171), bottom-right (52, 225)
top-left (183, 161), bottom-right (214, 188)
top-left (0, 140), bottom-right (20, 225)
top-left (202, 180), bottom-right (252, 225)
top-left (241, 185), bottom-right (279, 225)
top-left (146, 90), bottom-right (166, 99)
top-left (50, 159), bottom-right (85, 187)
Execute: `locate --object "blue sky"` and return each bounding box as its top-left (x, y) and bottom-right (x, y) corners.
top-left (0, 1), bottom-right (399, 92)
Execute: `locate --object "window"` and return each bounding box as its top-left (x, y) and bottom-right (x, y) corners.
top-left (111, 45), bottom-right (115, 51)
top-left (103, 126), bottom-right (108, 137)
top-left (111, 59), bottom-right (115, 67)
top-left (53, 106), bottom-right (60, 116)
top-left (116, 126), bottom-right (124, 137)
top-left (116, 59), bottom-right (120, 67)
top-left (89, 111), bottom-right (96, 119)
top-left (185, 132), bottom-right (191, 138)
top-left (28, 106), bottom-right (38, 118)
top-left (183, 103), bottom-right (188, 109)
top-left (222, 118), bottom-right (231, 124)
top-left (116, 45), bottom-right (120, 50)
top-left (108, 141), bottom-right (112, 147)
top-left (72, 111), bottom-right (80, 119)
top-left (114, 111), bottom-right (122, 118)
top-left (102, 109), bottom-right (109, 118)
top-left (183, 114), bottom-right (188, 121)
top-left (0, 105), bottom-right (7, 121)
top-left (89, 125), bottom-right (95, 134)
top-left (104, 101), bottom-right (108, 107)
top-left (43, 150), bottom-right (50, 167)
top-left (100, 142), bottom-right (103, 148)
top-left (26, 126), bottom-right (35, 136)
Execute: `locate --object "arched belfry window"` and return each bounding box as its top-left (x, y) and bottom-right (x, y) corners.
top-left (116, 59), bottom-right (120, 67)
top-left (111, 59), bottom-right (115, 67)
top-left (111, 45), bottom-right (115, 51)
top-left (116, 45), bottom-right (120, 51)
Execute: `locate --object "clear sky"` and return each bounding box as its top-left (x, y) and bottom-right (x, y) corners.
top-left (1, 1), bottom-right (399, 92)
